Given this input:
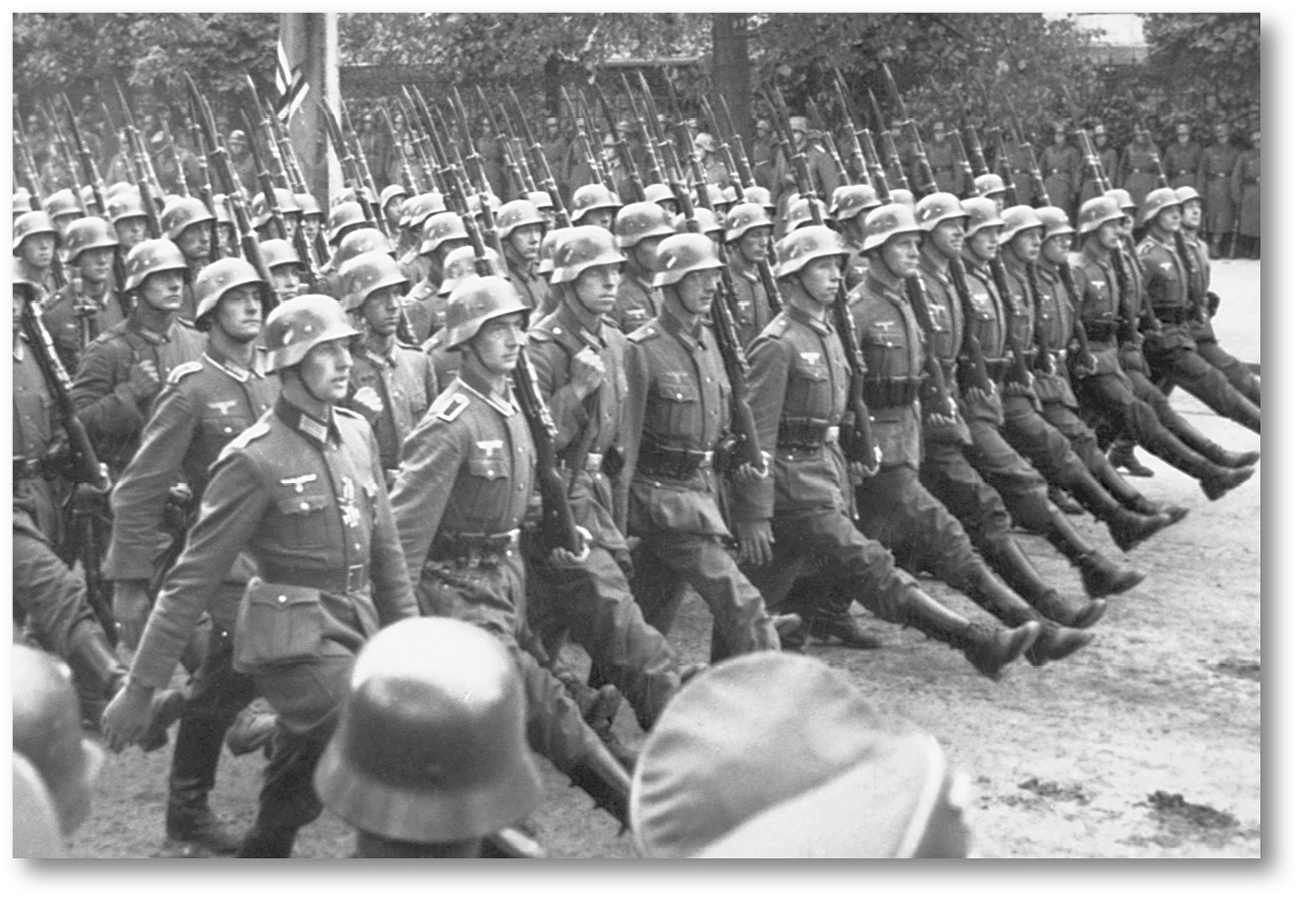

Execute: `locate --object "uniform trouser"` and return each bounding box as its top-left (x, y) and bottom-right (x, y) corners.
top-left (13, 512), bottom-right (98, 658)
top-left (1146, 342), bottom-right (1260, 433)
top-left (1000, 395), bottom-right (1115, 511)
top-left (630, 528), bottom-right (780, 661)
top-left (1038, 399), bottom-right (1144, 507)
top-left (742, 505), bottom-right (921, 626)
top-left (417, 556), bottom-right (598, 773)
top-left (961, 417), bottom-right (1059, 535)
top-left (529, 546), bottom-right (681, 731)
top-left (1077, 371), bottom-right (1221, 478)
top-left (1194, 336), bottom-right (1259, 407)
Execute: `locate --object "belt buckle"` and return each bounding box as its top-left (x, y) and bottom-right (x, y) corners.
top-left (700, 450), bottom-right (714, 467)
top-left (585, 452), bottom-right (604, 473)
top-left (825, 425), bottom-right (841, 443)
top-left (346, 563), bottom-right (365, 592)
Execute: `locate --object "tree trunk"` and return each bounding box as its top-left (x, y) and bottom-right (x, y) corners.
top-left (711, 13), bottom-right (751, 151)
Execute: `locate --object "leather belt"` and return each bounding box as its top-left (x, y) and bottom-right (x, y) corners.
top-left (559, 451), bottom-right (604, 474)
top-left (1083, 319), bottom-right (1120, 341)
top-left (259, 562), bottom-right (368, 594)
top-left (1152, 305), bottom-right (1190, 325)
top-left (638, 442), bottom-right (715, 481)
top-left (428, 528), bottom-right (521, 564)
top-left (776, 420), bottom-right (838, 451)
top-left (13, 457), bottom-right (46, 480)
top-left (863, 376), bottom-right (923, 407)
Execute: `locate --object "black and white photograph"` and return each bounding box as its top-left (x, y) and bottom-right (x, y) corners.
top-left (10, 10), bottom-right (1262, 862)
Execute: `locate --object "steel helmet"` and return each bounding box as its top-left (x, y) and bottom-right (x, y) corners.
top-left (107, 190), bottom-right (148, 225)
top-left (723, 202), bottom-right (774, 243)
top-left (259, 238), bottom-right (304, 271)
top-left (122, 238), bottom-right (189, 293)
top-left (830, 184), bottom-right (882, 222)
top-left (496, 199), bottom-right (545, 241)
top-left (889, 188), bottom-right (917, 209)
top-left (743, 185), bottom-right (775, 212)
top-left (644, 183), bottom-right (675, 206)
top-left (915, 192), bottom-right (968, 233)
top-left (775, 225), bottom-right (847, 279)
top-left (674, 207), bottom-right (723, 237)
top-left (105, 180), bottom-right (134, 199)
top-left (44, 188), bottom-right (83, 221)
top-left (419, 212), bottom-right (470, 257)
top-left (1139, 187), bottom-right (1182, 227)
top-left (1078, 197), bottom-right (1126, 235)
top-left (295, 193), bottom-right (323, 219)
top-left (652, 232), bottom-right (724, 289)
top-left (193, 257), bottom-right (270, 323)
top-left (706, 184), bottom-right (726, 210)
top-left (62, 217), bottom-right (119, 264)
top-left (379, 183), bottom-right (410, 212)
top-left (249, 189), bottom-right (300, 229)
top-left (314, 618), bottom-right (543, 844)
top-left (442, 275), bottom-right (531, 349)
top-left (211, 195), bottom-right (234, 226)
top-left (14, 187), bottom-right (33, 217)
top-left (571, 183), bottom-right (621, 222)
top-left (327, 201), bottom-right (367, 245)
top-left (340, 251), bottom-right (409, 312)
top-left (262, 293), bottom-right (361, 372)
top-left (614, 202), bottom-right (675, 249)
top-left (784, 196), bottom-right (829, 230)
top-left (78, 185), bottom-right (100, 214)
top-left (693, 132), bottom-right (716, 154)
top-left (438, 245), bottom-right (505, 297)
top-left (13, 211), bottom-right (59, 252)
top-left (334, 228), bottom-right (394, 271)
top-left (1174, 185), bottom-right (1201, 205)
top-left (466, 192), bottom-right (501, 217)
top-left (1103, 188), bottom-right (1137, 215)
top-left (527, 190), bottom-right (556, 213)
top-left (719, 185), bottom-right (740, 207)
top-left (960, 197), bottom-right (1003, 237)
top-left (535, 230), bottom-right (561, 277)
top-left (1036, 206), bottom-right (1075, 240)
top-left (405, 192), bottom-right (447, 232)
top-left (998, 205), bottom-right (1045, 245)
top-left (860, 203), bottom-right (922, 253)
top-left (161, 196), bottom-right (215, 241)
top-left (549, 225), bottom-right (625, 285)
top-left (13, 269), bottom-right (41, 302)
top-left (973, 173), bottom-right (1007, 198)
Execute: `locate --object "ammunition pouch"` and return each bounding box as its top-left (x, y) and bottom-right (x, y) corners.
top-left (637, 438), bottom-right (715, 482)
top-left (776, 418), bottom-right (834, 452)
top-left (862, 376), bottom-right (923, 408)
top-left (426, 529), bottom-right (522, 570)
top-left (1083, 319), bottom-right (1120, 341)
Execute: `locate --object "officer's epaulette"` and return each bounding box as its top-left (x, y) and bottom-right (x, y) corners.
top-left (756, 315), bottom-right (791, 342)
top-left (627, 324), bottom-right (659, 344)
top-left (395, 339), bottom-right (422, 351)
top-left (529, 325), bottom-right (560, 344)
top-left (166, 360), bottom-right (204, 386)
top-left (429, 390), bottom-right (470, 423)
top-left (221, 420), bottom-right (270, 456)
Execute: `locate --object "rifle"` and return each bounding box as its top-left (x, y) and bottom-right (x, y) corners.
top-left (594, 81), bottom-right (645, 202)
top-left (948, 253), bottom-right (995, 395)
top-left (883, 63), bottom-right (936, 197)
top-left (506, 87), bottom-right (571, 227)
top-left (340, 102), bottom-right (388, 234)
top-left (805, 103), bottom-right (851, 188)
top-left (986, 125), bottom-right (1022, 206)
top-left (943, 114), bottom-right (981, 200)
top-left (20, 293), bottom-right (115, 640)
top-left (381, 104), bottom-right (421, 194)
top-left (14, 111), bottom-right (48, 209)
top-left (832, 69), bottom-right (888, 199)
top-left (866, 88), bottom-right (910, 192)
top-left (902, 275), bottom-right (960, 426)
top-left (488, 93), bottom-right (537, 196)
top-left (476, 87), bottom-right (526, 200)
top-left (158, 117), bottom-right (190, 198)
top-left (320, 100), bottom-right (378, 230)
top-left (987, 254), bottom-right (1035, 391)
top-left (767, 87), bottom-right (881, 477)
top-left (715, 94), bottom-right (756, 190)
top-left (400, 87), bottom-right (449, 198)
top-left (42, 101), bottom-right (80, 198)
top-left (111, 82), bottom-right (164, 239)
top-left (579, 89), bottom-right (619, 193)
top-left (184, 73), bottom-right (275, 293)
top-left (240, 109), bottom-right (289, 241)
top-left (955, 91), bottom-right (991, 179)
top-left (1052, 257), bottom-right (1098, 375)
top-left (623, 74), bottom-right (667, 186)
top-left (1005, 103), bottom-right (1050, 207)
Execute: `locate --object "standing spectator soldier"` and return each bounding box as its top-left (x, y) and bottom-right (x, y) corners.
top-left (542, 115), bottom-right (571, 204)
top-left (1120, 126), bottom-right (1162, 211)
top-left (694, 133), bottom-right (730, 190)
top-left (889, 118), bottom-right (919, 192)
top-left (498, 198), bottom-right (550, 311)
top-left (103, 257), bottom-right (279, 856)
top-left (1004, 130), bottom-right (1038, 208)
top-left (101, 294), bottom-right (419, 858)
top-left (922, 122), bottom-right (961, 196)
top-left (526, 226), bottom-right (695, 731)
top-left (104, 130), bottom-right (135, 186)
top-left (71, 238), bottom-right (204, 480)
top-left (1162, 121), bottom-right (1202, 192)
top-left (613, 201), bottom-right (676, 334)
top-left (622, 233), bottom-right (788, 660)
top-left (1229, 129), bottom-right (1260, 259)
top-left (42, 216), bottom-right (126, 372)
top-left (339, 251), bottom-right (437, 486)
top-left (602, 133), bottom-right (637, 206)
top-left (357, 111), bottom-right (391, 192)
top-left (477, 115), bottom-right (508, 201)
top-left (772, 117), bottom-right (839, 228)
top-left (751, 116), bottom-right (777, 193)
top-left (1039, 124), bottom-right (1081, 221)
top-left (732, 224), bottom-right (1039, 677)
top-left (1197, 123), bottom-right (1240, 259)
top-left (723, 202), bottom-right (782, 348)
top-left (226, 130), bottom-right (258, 198)
top-left (160, 196), bottom-right (216, 325)
top-left (1080, 123), bottom-right (1120, 207)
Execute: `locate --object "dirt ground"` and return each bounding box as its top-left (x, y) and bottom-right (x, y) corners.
top-left (66, 262), bottom-right (1261, 860)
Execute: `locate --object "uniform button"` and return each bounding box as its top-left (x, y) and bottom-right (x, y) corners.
top-left (300, 501), bottom-right (309, 510)
top-left (277, 594), bottom-right (287, 604)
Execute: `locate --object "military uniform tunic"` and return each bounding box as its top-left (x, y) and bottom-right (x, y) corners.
top-left (1198, 142), bottom-right (1240, 236)
top-left (726, 258), bottom-right (775, 350)
top-left (1040, 143), bottom-right (1082, 219)
top-left (41, 282), bottom-right (127, 373)
top-left (613, 270), bottom-right (658, 335)
top-left (344, 340), bottom-right (438, 476)
top-left (1162, 140), bottom-right (1202, 191)
top-left (1230, 147), bottom-right (1260, 239)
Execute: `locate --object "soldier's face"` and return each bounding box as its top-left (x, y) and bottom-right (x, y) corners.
top-left (657, 199), bottom-right (680, 218)
top-left (1181, 201), bottom-right (1202, 230)
top-left (1042, 233), bottom-right (1071, 265)
top-left (20, 234), bottom-right (56, 269)
top-left (1009, 229), bottom-right (1042, 263)
top-left (470, 312), bottom-right (527, 376)
top-left (13, 290), bottom-right (28, 334)
top-left (967, 228), bottom-right (1001, 262)
top-left (140, 269), bottom-right (186, 312)
top-left (271, 265), bottom-right (302, 302)
top-left (177, 222), bottom-right (211, 262)
top-left (77, 247), bottom-right (115, 284)
top-left (54, 214), bottom-right (79, 239)
top-left (509, 224), bottom-right (543, 262)
top-left (633, 236), bottom-right (665, 273)
top-left (737, 226), bottom-right (771, 265)
top-left (580, 209), bottom-right (614, 231)
top-left (572, 262), bottom-right (622, 317)
top-left (214, 284), bottom-right (265, 343)
top-left (297, 337), bottom-right (353, 403)
top-left (673, 268), bottom-right (720, 317)
top-left (880, 233), bottom-right (921, 279)
top-left (362, 284), bottom-right (404, 337)
top-left (930, 219), bottom-right (965, 259)
top-left (1096, 221), bottom-right (1121, 250)
top-left (796, 256), bottom-right (841, 306)
top-left (1156, 206), bottom-right (1182, 233)
top-left (302, 216), bottom-right (322, 241)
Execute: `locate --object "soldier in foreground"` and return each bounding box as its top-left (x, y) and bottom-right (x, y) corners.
top-left (101, 294), bottom-right (418, 857)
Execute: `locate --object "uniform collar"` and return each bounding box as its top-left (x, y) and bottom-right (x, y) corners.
top-left (125, 314), bottom-right (172, 345)
top-left (865, 270), bottom-right (906, 303)
top-left (275, 395), bottom-right (341, 446)
top-left (13, 334), bottom-right (26, 361)
top-left (555, 300), bottom-right (607, 350)
top-left (785, 302), bottom-right (832, 336)
top-left (918, 251), bottom-right (953, 284)
top-left (1081, 242), bottom-right (1113, 268)
top-left (204, 343), bottom-right (258, 382)
top-left (456, 369), bottom-right (517, 417)
top-left (658, 307), bottom-right (706, 348)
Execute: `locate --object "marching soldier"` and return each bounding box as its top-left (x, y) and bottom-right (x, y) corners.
top-left (526, 226), bottom-right (695, 731)
top-left (260, 238), bottom-right (307, 305)
top-left (922, 121), bottom-right (961, 196)
top-left (338, 251), bottom-right (437, 485)
top-left (101, 294), bottom-right (419, 857)
top-left (395, 192), bottom-right (448, 286)
top-left (401, 210), bottom-right (471, 342)
top-left (42, 216), bottom-right (126, 372)
top-left (622, 233), bottom-right (786, 659)
top-left (772, 117), bottom-right (838, 221)
top-left (1197, 123), bottom-right (1239, 258)
top-left (103, 257), bottom-right (279, 855)
top-left (160, 196), bottom-right (216, 324)
top-left (732, 224), bottom-right (1039, 679)
top-left (1120, 128), bottom-right (1162, 211)
top-left (388, 277), bottom-right (637, 825)
top-left (250, 188), bottom-right (301, 243)
top-left (829, 184), bottom-right (884, 292)
top-left (1135, 188), bottom-right (1259, 434)
top-left (225, 130), bottom-right (257, 197)
top-left (14, 211), bottom-right (61, 300)
top-left (612, 200), bottom-right (676, 334)
top-left (108, 190), bottom-right (152, 254)
top-left (496, 198), bottom-right (549, 311)
top-left (570, 183), bottom-right (622, 231)
top-left (1162, 121), bottom-right (1201, 192)
top-left (44, 189), bottom-right (85, 242)
top-left (1229, 130), bottom-right (1260, 259)
top-left (723, 202), bottom-right (781, 348)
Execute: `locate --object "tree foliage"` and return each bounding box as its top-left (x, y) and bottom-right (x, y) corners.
top-left (1140, 13), bottom-right (1259, 138)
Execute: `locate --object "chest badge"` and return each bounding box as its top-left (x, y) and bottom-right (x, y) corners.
top-left (339, 476), bottom-right (361, 529)
top-left (208, 399), bottom-right (237, 415)
top-left (799, 351), bottom-right (821, 365)
top-left (280, 473), bottom-right (318, 494)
